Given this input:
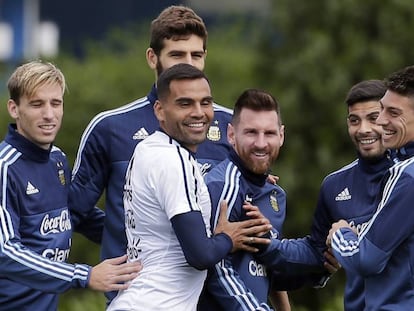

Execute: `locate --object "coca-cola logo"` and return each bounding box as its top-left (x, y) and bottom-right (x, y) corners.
top-left (40, 209), bottom-right (72, 235)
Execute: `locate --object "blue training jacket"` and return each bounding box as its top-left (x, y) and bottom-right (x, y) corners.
top-left (198, 149), bottom-right (287, 311)
top-left (257, 153), bottom-right (392, 310)
top-left (0, 124), bottom-right (91, 311)
top-left (69, 85), bottom-right (233, 301)
top-left (332, 143), bottom-right (414, 311)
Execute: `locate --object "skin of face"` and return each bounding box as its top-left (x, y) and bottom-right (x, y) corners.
top-left (154, 77), bottom-right (213, 152)
top-left (377, 90), bottom-right (414, 149)
top-left (7, 83), bottom-right (64, 150)
top-left (146, 34), bottom-right (206, 78)
top-left (228, 108), bottom-right (285, 175)
top-left (347, 100), bottom-right (385, 159)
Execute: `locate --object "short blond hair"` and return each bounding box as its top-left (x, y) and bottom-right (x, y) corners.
top-left (7, 60), bottom-right (66, 103)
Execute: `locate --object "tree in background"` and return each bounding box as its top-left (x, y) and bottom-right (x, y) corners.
top-left (253, 0), bottom-right (414, 309)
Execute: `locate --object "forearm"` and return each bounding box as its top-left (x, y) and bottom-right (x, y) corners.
top-left (171, 211), bottom-right (232, 270)
top-left (0, 241), bottom-right (90, 292)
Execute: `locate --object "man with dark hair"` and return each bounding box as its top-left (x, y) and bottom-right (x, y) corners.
top-left (252, 80), bottom-right (390, 311)
top-left (69, 5), bottom-right (233, 303)
top-left (107, 64), bottom-right (272, 311)
top-left (329, 66), bottom-right (414, 310)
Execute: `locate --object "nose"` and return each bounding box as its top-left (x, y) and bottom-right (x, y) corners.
top-left (254, 133), bottom-right (267, 148)
top-left (191, 103), bottom-right (204, 117)
top-left (376, 111), bottom-right (387, 126)
top-left (42, 102), bottom-right (54, 119)
top-left (183, 54), bottom-right (194, 66)
top-left (359, 119), bottom-right (373, 133)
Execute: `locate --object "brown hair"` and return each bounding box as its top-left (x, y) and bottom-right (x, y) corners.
top-left (149, 5), bottom-right (208, 56)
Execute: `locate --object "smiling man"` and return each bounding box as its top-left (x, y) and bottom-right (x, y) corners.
top-left (107, 64), bottom-right (272, 311)
top-left (329, 66), bottom-right (414, 310)
top-left (69, 6), bottom-right (234, 303)
top-left (0, 60), bottom-right (141, 311)
top-left (198, 88), bottom-right (290, 311)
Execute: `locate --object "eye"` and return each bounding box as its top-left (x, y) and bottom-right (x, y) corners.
top-left (201, 99), bottom-right (213, 106)
top-left (348, 117), bottom-right (360, 125)
top-left (192, 53), bottom-right (204, 59)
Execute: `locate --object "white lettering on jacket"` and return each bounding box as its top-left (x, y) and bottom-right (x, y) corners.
top-left (40, 209), bottom-right (72, 235)
top-left (42, 248), bottom-right (70, 262)
top-left (249, 260), bottom-right (267, 277)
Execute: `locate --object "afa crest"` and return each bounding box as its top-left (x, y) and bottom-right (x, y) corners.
top-left (207, 120), bottom-right (221, 142)
top-left (58, 169), bottom-right (66, 185)
top-left (270, 190), bottom-right (279, 212)
top-left (57, 162), bottom-right (66, 185)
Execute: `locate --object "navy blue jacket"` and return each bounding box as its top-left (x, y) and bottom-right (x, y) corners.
top-left (0, 124), bottom-right (91, 311)
top-left (198, 149), bottom-right (286, 311)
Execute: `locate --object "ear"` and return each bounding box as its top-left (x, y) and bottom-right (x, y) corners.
top-left (227, 123), bottom-right (235, 146)
top-left (153, 100), bottom-right (164, 122)
top-left (279, 124), bottom-right (285, 147)
top-left (7, 99), bottom-right (18, 119)
top-left (146, 48), bottom-right (157, 71)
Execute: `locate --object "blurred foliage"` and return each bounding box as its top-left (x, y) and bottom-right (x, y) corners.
top-left (1, 0), bottom-right (414, 310)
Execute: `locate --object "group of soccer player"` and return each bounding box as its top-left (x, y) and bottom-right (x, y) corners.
top-left (1, 4), bottom-right (414, 311)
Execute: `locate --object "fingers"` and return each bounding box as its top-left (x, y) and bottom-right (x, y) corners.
top-left (112, 260), bottom-right (142, 274)
top-left (324, 249), bottom-right (341, 274)
top-left (240, 220), bottom-right (272, 236)
top-left (104, 254), bottom-right (128, 265)
top-left (109, 270), bottom-right (140, 285)
top-left (266, 174), bottom-right (279, 185)
top-left (242, 217), bottom-right (271, 227)
top-left (236, 237), bottom-right (270, 252)
top-left (217, 200), bottom-right (228, 222)
top-left (248, 236), bottom-right (270, 245)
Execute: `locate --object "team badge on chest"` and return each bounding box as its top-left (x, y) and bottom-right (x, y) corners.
top-left (57, 161), bottom-right (66, 185)
top-left (270, 190), bottom-right (279, 212)
top-left (207, 120), bottom-right (221, 142)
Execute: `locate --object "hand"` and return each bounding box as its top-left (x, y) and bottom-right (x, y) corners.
top-left (243, 201), bottom-right (268, 224)
top-left (326, 219), bottom-right (353, 247)
top-left (88, 255), bottom-right (142, 292)
top-left (214, 201), bottom-right (272, 253)
top-left (266, 174), bottom-right (279, 185)
top-left (323, 248), bottom-right (341, 274)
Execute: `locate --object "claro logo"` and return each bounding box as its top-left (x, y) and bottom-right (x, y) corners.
top-left (40, 210), bottom-right (72, 235)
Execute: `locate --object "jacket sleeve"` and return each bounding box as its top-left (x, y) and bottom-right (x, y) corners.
top-left (255, 236), bottom-right (326, 278)
top-left (70, 207), bottom-right (105, 244)
top-left (171, 212), bottom-right (232, 270)
top-left (331, 168), bottom-right (414, 276)
top-left (69, 116), bottom-right (109, 240)
top-left (0, 177), bottom-right (91, 292)
top-left (255, 182), bottom-right (330, 289)
top-left (0, 239), bottom-right (91, 292)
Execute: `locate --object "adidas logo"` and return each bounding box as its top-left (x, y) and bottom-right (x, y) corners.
top-left (335, 187), bottom-right (351, 201)
top-left (26, 182), bottom-right (39, 195)
top-left (133, 127), bottom-right (149, 140)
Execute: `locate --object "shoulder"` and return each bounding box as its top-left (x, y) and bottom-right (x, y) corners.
top-left (390, 157), bottom-right (414, 179)
top-left (51, 145), bottom-right (66, 157)
top-left (272, 183), bottom-right (286, 196)
top-left (205, 158), bottom-right (235, 184)
top-left (322, 159), bottom-right (359, 182)
top-left (213, 102), bottom-right (233, 115)
top-left (212, 103), bottom-right (232, 123)
top-left (85, 96), bottom-right (152, 132)
top-left (0, 142), bottom-right (21, 167)
top-left (136, 132), bottom-right (189, 165)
